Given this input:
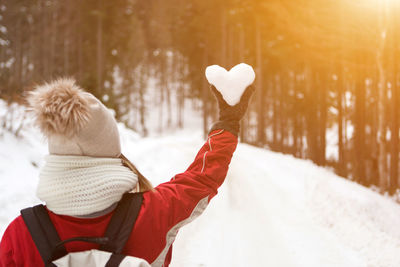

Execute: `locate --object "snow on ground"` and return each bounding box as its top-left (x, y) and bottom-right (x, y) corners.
top-left (0, 100), bottom-right (47, 236)
top-left (1, 101), bottom-right (400, 267)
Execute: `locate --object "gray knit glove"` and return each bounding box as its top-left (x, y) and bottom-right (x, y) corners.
top-left (209, 85), bottom-right (255, 136)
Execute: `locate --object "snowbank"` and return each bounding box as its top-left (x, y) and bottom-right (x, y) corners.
top-left (0, 100), bottom-right (46, 236)
top-left (1, 101), bottom-right (399, 267)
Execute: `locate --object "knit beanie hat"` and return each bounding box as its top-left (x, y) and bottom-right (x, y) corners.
top-left (28, 78), bottom-right (121, 157)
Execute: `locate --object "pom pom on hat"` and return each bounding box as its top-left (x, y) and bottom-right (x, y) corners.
top-left (27, 78), bottom-right (91, 138)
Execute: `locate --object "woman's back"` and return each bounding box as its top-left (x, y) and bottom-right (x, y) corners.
top-left (0, 129), bottom-right (238, 267)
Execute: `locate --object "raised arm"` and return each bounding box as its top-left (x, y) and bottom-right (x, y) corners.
top-left (152, 128), bottom-right (238, 225)
top-left (136, 84), bottom-right (255, 265)
top-left (149, 85), bottom-right (255, 222)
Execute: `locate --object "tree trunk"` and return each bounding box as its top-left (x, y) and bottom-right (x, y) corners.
top-left (238, 25), bottom-right (247, 142)
top-left (77, 2), bottom-right (83, 82)
top-left (389, 21), bottom-right (399, 194)
top-left (376, 2), bottom-right (388, 191)
top-left (390, 70), bottom-right (399, 193)
top-left (318, 72), bottom-right (327, 165)
top-left (220, 8), bottom-right (227, 67)
top-left (337, 71), bottom-right (346, 176)
top-left (202, 48), bottom-right (209, 138)
top-left (305, 67), bottom-right (318, 163)
top-left (177, 54), bottom-right (184, 128)
top-left (354, 74), bottom-right (366, 184)
top-left (139, 64), bottom-right (148, 136)
top-left (96, 0), bottom-right (104, 95)
top-left (255, 16), bottom-right (265, 145)
top-left (272, 75), bottom-right (279, 150)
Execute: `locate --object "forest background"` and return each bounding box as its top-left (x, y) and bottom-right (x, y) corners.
top-left (1, 0), bottom-right (400, 196)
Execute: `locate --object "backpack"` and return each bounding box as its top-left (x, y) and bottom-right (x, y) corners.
top-left (20, 192), bottom-right (151, 267)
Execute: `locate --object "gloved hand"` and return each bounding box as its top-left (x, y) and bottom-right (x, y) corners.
top-left (209, 85), bottom-right (255, 136)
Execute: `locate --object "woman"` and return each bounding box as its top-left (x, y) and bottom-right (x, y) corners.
top-left (0, 78), bottom-right (254, 266)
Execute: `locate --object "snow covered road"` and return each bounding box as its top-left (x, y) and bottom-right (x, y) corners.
top-left (125, 131), bottom-right (400, 267)
top-left (1, 123), bottom-right (400, 266)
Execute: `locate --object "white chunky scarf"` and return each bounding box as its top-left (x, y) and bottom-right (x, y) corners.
top-left (37, 155), bottom-right (138, 216)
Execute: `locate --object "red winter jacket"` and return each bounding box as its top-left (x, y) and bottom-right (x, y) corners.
top-left (0, 129), bottom-right (237, 267)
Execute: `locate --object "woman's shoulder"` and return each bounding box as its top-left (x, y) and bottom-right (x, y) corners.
top-left (1, 215), bottom-right (32, 257)
top-left (2, 215), bottom-right (26, 240)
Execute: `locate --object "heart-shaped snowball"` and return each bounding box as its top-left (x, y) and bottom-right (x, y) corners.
top-left (205, 63), bottom-right (255, 106)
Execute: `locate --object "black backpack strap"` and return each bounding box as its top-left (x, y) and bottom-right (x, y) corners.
top-left (21, 205), bottom-right (67, 266)
top-left (101, 192), bottom-right (143, 266)
top-left (101, 192), bottom-right (143, 253)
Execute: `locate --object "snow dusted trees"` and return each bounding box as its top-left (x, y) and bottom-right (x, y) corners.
top-left (1, 0), bottom-right (400, 196)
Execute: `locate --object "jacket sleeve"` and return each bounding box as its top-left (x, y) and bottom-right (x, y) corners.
top-left (155, 129), bottom-right (237, 222)
top-left (141, 129), bottom-right (238, 265)
top-left (0, 227), bottom-right (16, 267)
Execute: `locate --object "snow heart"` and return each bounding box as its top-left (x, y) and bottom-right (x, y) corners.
top-left (205, 63), bottom-right (256, 106)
